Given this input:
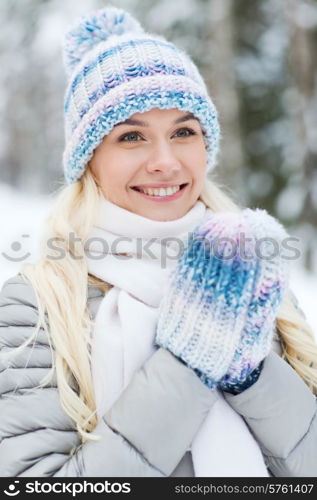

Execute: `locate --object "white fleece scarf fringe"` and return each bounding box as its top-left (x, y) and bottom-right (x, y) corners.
top-left (86, 196), bottom-right (269, 477)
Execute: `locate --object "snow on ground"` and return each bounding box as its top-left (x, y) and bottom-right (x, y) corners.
top-left (0, 182), bottom-right (54, 284)
top-left (0, 182), bottom-right (316, 338)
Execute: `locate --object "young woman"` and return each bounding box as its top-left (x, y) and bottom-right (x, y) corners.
top-left (0, 7), bottom-right (316, 477)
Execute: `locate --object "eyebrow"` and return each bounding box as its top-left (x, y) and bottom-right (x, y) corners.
top-left (113, 113), bottom-right (199, 127)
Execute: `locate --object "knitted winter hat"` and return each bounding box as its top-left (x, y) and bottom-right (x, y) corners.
top-left (62, 6), bottom-right (220, 184)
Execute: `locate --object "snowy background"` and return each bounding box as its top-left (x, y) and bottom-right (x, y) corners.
top-left (0, 0), bottom-right (316, 335)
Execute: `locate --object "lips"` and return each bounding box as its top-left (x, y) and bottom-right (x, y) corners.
top-left (131, 183), bottom-right (188, 192)
top-left (130, 183), bottom-right (188, 202)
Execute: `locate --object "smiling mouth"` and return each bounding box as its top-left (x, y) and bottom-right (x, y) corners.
top-left (131, 183), bottom-right (188, 196)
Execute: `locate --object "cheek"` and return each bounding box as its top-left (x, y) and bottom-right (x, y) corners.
top-left (101, 168), bottom-right (124, 191)
top-left (103, 163), bottom-right (137, 196)
top-left (185, 144), bottom-right (208, 180)
top-left (184, 138), bottom-right (206, 158)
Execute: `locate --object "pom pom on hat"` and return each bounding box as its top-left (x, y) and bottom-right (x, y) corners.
top-left (63, 6), bottom-right (144, 77)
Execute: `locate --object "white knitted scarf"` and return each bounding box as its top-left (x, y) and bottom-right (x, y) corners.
top-left (86, 196), bottom-right (269, 477)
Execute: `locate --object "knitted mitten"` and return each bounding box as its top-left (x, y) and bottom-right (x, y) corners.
top-left (218, 208), bottom-right (290, 392)
top-left (155, 208), bottom-right (289, 390)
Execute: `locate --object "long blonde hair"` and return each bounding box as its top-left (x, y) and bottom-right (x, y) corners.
top-left (19, 168), bottom-right (317, 443)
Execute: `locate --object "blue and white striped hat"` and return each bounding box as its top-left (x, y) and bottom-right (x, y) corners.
top-left (62, 6), bottom-right (220, 184)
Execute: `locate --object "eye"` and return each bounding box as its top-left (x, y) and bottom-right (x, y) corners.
top-left (118, 131), bottom-right (143, 142)
top-left (174, 127), bottom-right (197, 138)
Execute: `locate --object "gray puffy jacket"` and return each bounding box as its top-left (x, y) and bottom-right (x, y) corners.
top-left (0, 274), bottom-right (316, 477)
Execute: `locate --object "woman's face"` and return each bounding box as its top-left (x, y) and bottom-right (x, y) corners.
top-left (89, 107), bottom-right (207, 221)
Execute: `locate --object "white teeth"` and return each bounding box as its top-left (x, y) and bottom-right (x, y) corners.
top-left (139, 185), bottom-right (181, 196)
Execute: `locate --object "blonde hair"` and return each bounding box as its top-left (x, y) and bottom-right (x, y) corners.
top-left (17, 169), bottom-right (317, 443)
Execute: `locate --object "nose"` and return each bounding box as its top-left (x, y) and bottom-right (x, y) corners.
top-left (145, 141), bottom-right (181, 175)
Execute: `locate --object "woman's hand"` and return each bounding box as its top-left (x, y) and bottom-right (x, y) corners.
top-left (155, 208), bottom-right (290, 389)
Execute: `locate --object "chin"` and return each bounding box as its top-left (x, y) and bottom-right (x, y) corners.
top-left (142, 206), bottom-right (191, 222)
